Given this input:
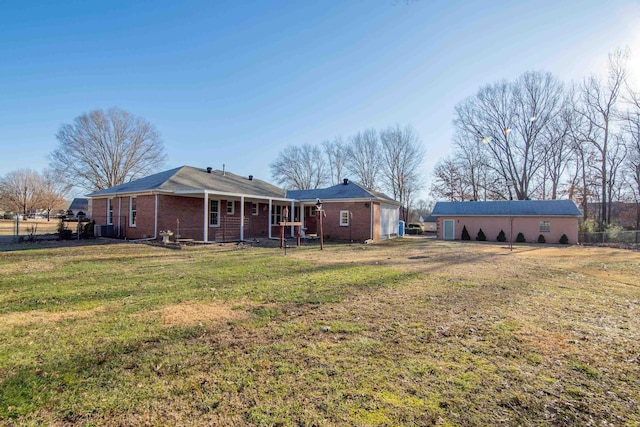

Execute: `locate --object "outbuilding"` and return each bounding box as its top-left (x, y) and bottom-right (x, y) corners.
top-left (431, 200), bottom-right (583, 244)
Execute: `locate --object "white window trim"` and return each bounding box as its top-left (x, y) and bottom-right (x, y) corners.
top-left (251, 203), bottom-right (258, 216)
top-left (129, 196), bottom-right (137, 227)
top-left (227, 200), bottom-right (234, 216)
top-left (210, 199), bottom-right (220, 227)
top-left (540, 220), bottom-right (551, 233)
top-left (271, 205), bottom-right (282, 226)
top-left (340, 210), bottom-right (350, 226)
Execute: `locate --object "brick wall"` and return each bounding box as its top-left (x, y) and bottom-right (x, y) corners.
top-left (90, 195), bottom-right (388, 242)
top-left (312, 201), bottom-right (373, 242)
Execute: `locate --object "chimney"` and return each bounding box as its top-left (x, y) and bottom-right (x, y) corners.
top-left (222, 164), bottom-right (226, 176)
top-left (343, 178), bottom-right (349, 185)
top-left (248, 175), bottom-right (253, 181)
top-left (206, 167), bottom-right (212, 173)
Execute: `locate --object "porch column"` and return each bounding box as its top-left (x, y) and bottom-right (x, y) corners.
top-left (240, 196), bottom-right (245, 241)
top-left (203, 192), bottom-right (209, 242)
top-left (268, 199), bottom-right (273, 239)
top-left (290, 200), bottom-right (295, 235)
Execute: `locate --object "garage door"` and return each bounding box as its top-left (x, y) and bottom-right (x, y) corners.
top-left (380, 204), bottom-right (399, 240)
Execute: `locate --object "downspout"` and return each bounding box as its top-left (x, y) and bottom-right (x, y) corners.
top-left (240, 196), bottom-right (245, 241)
top-left (154, 193), bottom-right (158, 240)
top-left (268, 199), bottom-right (273, 239)
top-left (118, 196), bottom-right (122, 238)
top-left (203, 191), bottom-right (209, 242)
top-left (369, 201), bottom-right (374, 241)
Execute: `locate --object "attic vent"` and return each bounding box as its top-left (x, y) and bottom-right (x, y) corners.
top-left (249, 175), bottom-right (253, 181)
top-left (343, 178), bottom-right (349, 185)
top-left (206, 167), bottom-right (212, 173)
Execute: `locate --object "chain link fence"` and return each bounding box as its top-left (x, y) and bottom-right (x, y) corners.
top-left (580, 230), bottom-right (640, 249)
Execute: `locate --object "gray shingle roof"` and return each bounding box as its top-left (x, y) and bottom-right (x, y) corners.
top-left (286, 181), bottom-right (399, 205)
top-left (68, 198), bottom-right (88, 211)
top-left (431, 200), bottom-right (583, 217)
top-left (86, 166), bottom-right (286, 199)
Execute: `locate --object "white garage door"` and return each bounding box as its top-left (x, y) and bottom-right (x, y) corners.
top-left (379, 204), bottom-right (399, 239)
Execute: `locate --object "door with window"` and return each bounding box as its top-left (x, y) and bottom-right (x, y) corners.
top-left (443, 219), bottom-right (455, 240)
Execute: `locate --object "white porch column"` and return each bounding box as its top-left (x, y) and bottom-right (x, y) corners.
top-left (203, 192), bottom-right (209, 242)
top-left (240, 196), bottom-right (245, 241)
top-left (268, 199), bottom-right (273, 239)
top-left (289, 200), bottom-right (295, 235)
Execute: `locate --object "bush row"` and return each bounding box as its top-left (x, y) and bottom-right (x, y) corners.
top-left (461, 225), bottom-right (568, 244)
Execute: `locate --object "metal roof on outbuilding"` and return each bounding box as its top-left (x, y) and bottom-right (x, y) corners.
top-left (431, 200), bottom-right (583, 217)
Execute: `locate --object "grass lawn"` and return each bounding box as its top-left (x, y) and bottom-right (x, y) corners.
top-left (0, 238), bottom-right (639, 426)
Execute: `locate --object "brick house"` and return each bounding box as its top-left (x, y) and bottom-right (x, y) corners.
top-left (286, 179), bottom-right (401, 242)
top-left (86, 166), bottom-right (291, 241)
top-left (432, 200), bottom-right (583, 244)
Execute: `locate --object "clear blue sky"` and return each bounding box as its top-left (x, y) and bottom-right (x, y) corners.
top-left (1, 0), bottom-right (639, 198)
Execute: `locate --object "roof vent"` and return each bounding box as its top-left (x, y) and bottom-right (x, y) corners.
top-left (249, 175), bottom-right (253, 181)
top-left (343, 178), bottom-right (349, 185)
top-left (206, 167), bottom-right (212, 173)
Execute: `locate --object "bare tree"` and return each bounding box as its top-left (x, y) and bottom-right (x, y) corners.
top-left (454, 71), bottom-right (565, 200)
top-left (572, 48), bottom-right (628, 227)
top-left (50, 108), bottom-right (166, 191)
top-left (322, 137), bottom-right (348, 185)
top-left (0, 169), bottom-right (45, 216)
top-left (346, 129), bottom-right (381, 190)
top-left (379, 124), bottom-right (424, 221)
top-left (40, 169), bottom-right (70, 221)
top-left (622, 84), bottom-right (640, 229)
top-left (430, 156), bottom-right (471, 202)
top-left (452, 132), bottom-right (505, 200)
top-left (538, 106), bottom-right (574, 199)
top-left (270, 144), bottom-right (328, 190)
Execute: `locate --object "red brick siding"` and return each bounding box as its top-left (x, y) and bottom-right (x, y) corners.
top-left (307, 201), bottom-right (373, 242)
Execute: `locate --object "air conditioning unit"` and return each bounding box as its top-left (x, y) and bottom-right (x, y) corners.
top-left (95, 224), bottom-right (114, 237)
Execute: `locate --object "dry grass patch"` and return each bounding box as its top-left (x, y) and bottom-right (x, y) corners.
top-left (154, 301), bottom-right (250, 326)
top-left (0, 306), bottom-right (109, 328)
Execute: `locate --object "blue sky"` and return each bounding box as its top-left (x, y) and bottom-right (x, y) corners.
top-left (1, 0), bottom-right (639, 198)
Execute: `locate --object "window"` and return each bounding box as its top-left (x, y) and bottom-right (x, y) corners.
top-left (271, 205), bottom-right (283, 225)
top-left (308, 206), bottom-right (317, 217)
top-left (129, 197), bottom-right (137, 227)
top-left (226, 200), bottom-right (234, 215)
top-left (210, 200), bottom-right (220, 227)
top-left (251, 203), bottom-right (258, 216)
top-left (107, 198), bottom-right (113, 225)
top-left (539, 221), bottom-right (550, 233)
top-left (340, 210), bottom-right (350, 226)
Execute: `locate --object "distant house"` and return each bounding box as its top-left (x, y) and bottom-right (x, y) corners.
top-left (68, 198), bottom-right (88, 216)
top-left (87, 166), bottom-right (289, 241)
top-left (286, 179), bottom-right (401, 242)
top-left (431, 200), bottom-right (583, 244)
top-left (421, 215), bottom-right (437, 232)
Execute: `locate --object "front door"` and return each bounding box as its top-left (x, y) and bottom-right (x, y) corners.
top-left (443, 219), bottom-right (455, 240)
